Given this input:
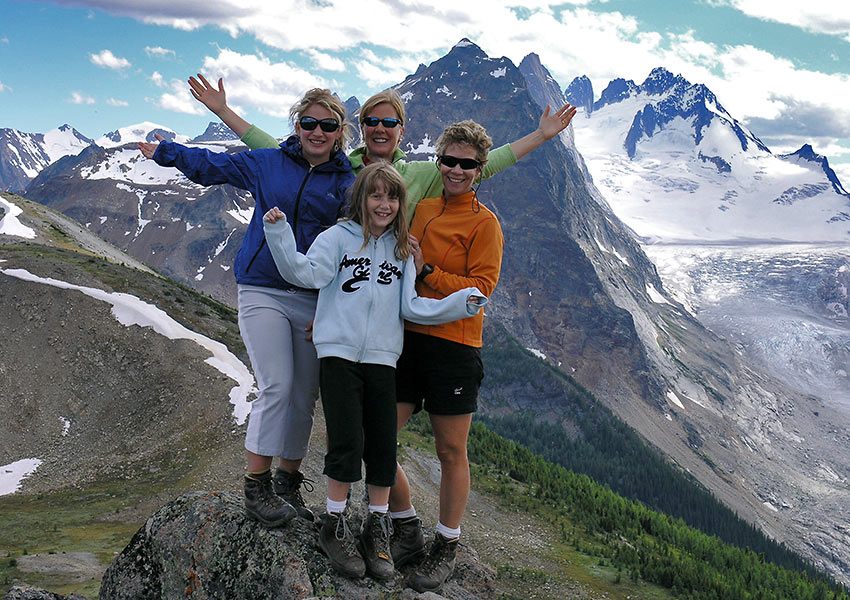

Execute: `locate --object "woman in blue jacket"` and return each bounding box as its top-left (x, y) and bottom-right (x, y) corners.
top-left (139, 88), bottom-right (355, 528)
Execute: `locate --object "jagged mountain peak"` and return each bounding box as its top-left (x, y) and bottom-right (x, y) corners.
top-left (564, 75), bottom-right (594, 114)
top-left (190, 121), bottom-right (240, 143)
top-left (640, 66), bottom-right (691, 96)
top-left (781, 144), bottom-right (849, 196)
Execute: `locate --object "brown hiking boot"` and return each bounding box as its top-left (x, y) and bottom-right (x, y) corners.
top-left (272, 468), bottom-right (315, 521)
top-left (407, 533), bottom-right (458, 593)
top-left (318, 511), bottom-right (366, 579)
top-left (243, 472), bottom-right (296, 528)
top-left (359, 511), bottom-right (395, 580)
top-left (390, 515), bottom-right (426, 567)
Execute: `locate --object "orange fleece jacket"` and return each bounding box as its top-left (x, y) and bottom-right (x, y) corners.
top-left (405, 190), bottom-right (504, 347)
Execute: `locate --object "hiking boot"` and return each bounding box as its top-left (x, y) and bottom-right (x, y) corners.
top-left (358, 511), bottom-right (395, 580)
top-left (272, 468), bottom-right (315, 521)
top-left (243, 472), bottom-right (296, 528)
top-left (407, 533), bottom-right (458, 593)
top-left (390, 516), bottom-right (426, 567)
top-left (318, 511), bottom-right (366, 579)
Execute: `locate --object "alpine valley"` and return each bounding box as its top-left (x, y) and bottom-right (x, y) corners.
top-left (2, 37), bottom-right (850, 590)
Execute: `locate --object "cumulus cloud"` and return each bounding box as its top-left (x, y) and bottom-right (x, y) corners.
top-left (720, 0), bottom-right (850, 40)
top-left (304, 49), bottom-right (346, 72)
top-left (145, 46), bottom-right (176, 59)
top-left (154, 76), bottom-right (206, 115)
top-left (106, 97), bottom-right (129, 107)
top-left (0, 81), bottom-right (6, 92)
top-left (90, 49), bottom-right (131, 70)
top-left (151, 71), bottom-right (165, 87)
top-left (191, 48), bottom-right (331, 120)
top-left (70, 91), bottom-right (96, 104)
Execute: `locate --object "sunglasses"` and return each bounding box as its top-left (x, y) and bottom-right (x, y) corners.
top-left (299, 117), bottom-right (340, 132)
top-left (362, 116), bottom-right (403, 128)
top-left (437, 155), bottom-right (482, 170)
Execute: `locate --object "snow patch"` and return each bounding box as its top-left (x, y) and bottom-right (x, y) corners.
top-left (0, 458), bottom-right (42, 496)
top-left (646, 283), bottom-right (669, 304)
top-left (490, 67), bottom-right (506, 78)
top-left (0, 196), bottom-right (36, 239)
top-left (526, 347), bottom-right (546, 360)
top-left (666, 390), bottom-right (685, 409)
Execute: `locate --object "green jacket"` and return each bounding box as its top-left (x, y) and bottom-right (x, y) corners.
top-left (241, 125), bottom-right (517, 220)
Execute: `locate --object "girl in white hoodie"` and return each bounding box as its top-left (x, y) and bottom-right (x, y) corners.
top-left (262, 162), bottom-right (485, 581)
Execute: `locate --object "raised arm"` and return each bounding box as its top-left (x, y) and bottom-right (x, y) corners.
top-left (262, 213), bottom-right (337, 289)
top-left (509, 102), bottom-right (577, 160)
top-left (189, 73), bottom-right (253, 139)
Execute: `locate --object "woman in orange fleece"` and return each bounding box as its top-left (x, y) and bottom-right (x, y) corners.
top-left (389, 120), bottom-right (504, 593)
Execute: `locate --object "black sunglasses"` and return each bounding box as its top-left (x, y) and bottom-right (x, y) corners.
top-left (362, 116), bottom-right (403, 128)
top-left (299, 117), bottom-right (340, 132)
top-left (437, 154), bottom-right (482, 170)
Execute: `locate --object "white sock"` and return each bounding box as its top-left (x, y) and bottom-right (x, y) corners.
top-left (368, 503), bottom-right (389, 514)
top-left (389, 506), bottom-right (417, 520)
top-left (436, 522), bottom-right (460, 540)
top-left (327, 498), bottom-right (347, 515)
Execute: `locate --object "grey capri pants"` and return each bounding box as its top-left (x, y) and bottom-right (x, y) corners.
top-left (239, 284), bottom-right (320, 459)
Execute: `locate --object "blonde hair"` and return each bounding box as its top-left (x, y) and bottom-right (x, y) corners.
top-left (346, 162), bottom-right (411, 261)
top-left (289, 88), bottom-right (353, 150)
top-left (359, 89), bottom-right (406, 127)
top-left (436, 120), bottom-right (492, 165)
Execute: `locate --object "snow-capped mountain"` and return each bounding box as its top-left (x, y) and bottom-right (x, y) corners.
top-left (0, 124), bottom-right (92, 192)
top-left (568, 67), bottom-right (850, 243)
top-left (95, 121), bottom-right (190, 148)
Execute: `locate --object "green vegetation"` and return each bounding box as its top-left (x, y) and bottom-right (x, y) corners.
top-left (467, 422), bottom-right (847, 600)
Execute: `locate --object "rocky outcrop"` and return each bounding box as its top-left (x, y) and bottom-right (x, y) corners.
top-left (98, 491), bottom-right (496, 600)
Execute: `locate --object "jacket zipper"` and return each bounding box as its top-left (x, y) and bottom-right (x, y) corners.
top-left (358, 236), bottom-right (379, 362)
top-left (246, 165), bottom-right (314, 274)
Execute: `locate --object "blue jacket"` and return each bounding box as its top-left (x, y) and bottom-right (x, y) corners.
top-left (153, 136), bottom-right (354, 289)
top-left (263, 218), bottom-right (487, 367)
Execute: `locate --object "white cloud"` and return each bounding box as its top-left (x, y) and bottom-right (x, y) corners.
top-left (145, 45), bottom-right (176, 59)
top-left (90, 49), bottom-right (131, 70)
top-left (154, 76), bottom-right (206, 115)
top-left (0, 81), bottom-right (6, 92)
top-left (721, 1), bottom-right (850, 40)
top-left (304, 49), bottom-right (346, 72)
top-left (151, 71), bottom-right (165, 87)
top-left (194, 48), bottom-right (330, 119)
top-left (70, 91), bottom-right (95, 105)
top-left (106, 97), bottom-right (129, 107)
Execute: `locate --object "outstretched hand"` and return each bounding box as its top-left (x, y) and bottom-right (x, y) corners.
top-left (538, 102), bottom-right (578, 140)
top-left (189, 73), bottom-right (227, 115)
top-left (138, 132), bottom-right (166, 159)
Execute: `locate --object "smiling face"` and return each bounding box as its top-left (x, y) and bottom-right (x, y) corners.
top-left (439, 142), bottom-right (482, 197)
top-left (364, 179), bottom-right (400, 237)
top-left (361, 102), bottom-right (405, 163)
top-left (295, 103), bottom-right (344, 166)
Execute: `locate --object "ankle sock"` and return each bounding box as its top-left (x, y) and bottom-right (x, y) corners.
top-left (435, 522), bottom-right (460, 540)
top-left (390, 506), bottom-right (417, 520)
top-left (368, 504), bottom-right (389, 514)
top-left (246, 469), bottom-right (271, 481)
top-left (327, 498), bottom-right (347, 515)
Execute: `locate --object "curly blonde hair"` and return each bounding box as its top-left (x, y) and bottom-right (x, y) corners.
top-left (436, 120), bottom-right (492, 165)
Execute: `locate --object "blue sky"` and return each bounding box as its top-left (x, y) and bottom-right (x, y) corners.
top-left (2, 0), bottom-right (850, 180)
